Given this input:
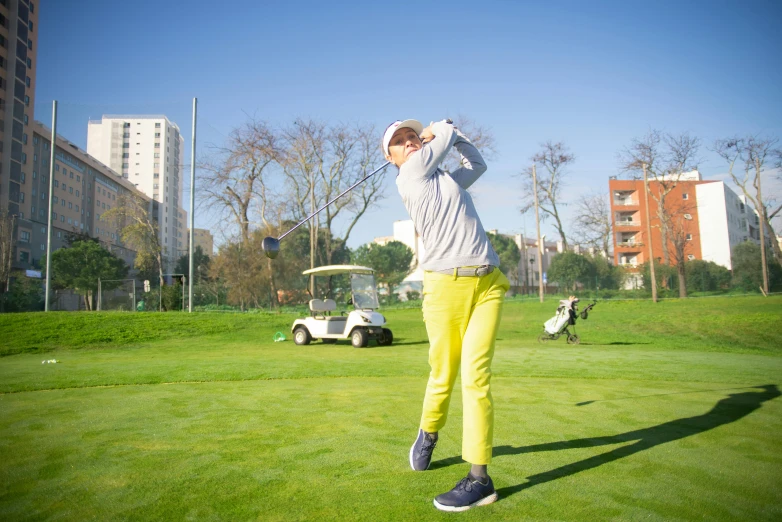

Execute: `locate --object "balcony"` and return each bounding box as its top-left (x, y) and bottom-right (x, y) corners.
top-left (613, 197), bottom-right (638, 206)
top-left (615, 221), bottom-right (641, 228)
top-left (616, 241), bottom-right (644, 248)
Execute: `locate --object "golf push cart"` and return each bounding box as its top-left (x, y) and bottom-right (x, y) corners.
top-left (538, 298), bottom-right (597, 345)
top-left (291, 265), bottom-right (393, 348)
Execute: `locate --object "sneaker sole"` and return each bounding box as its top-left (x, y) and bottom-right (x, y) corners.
top-left (409, 432), bottom-right (430, 471)
top-left (433, 492), bottom-right (498, 512)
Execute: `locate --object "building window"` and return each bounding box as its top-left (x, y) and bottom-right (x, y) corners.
top-left (684, 214), bottom-right (692, 220)
top-left (682, 193), bottom-right (688, 200)
top-left (155, 123), bottom-right (161, 128)
top-left (19, 192), bottom-right (24, 202)
top-left (22, 152), bottom-right (27, 163)
top-left (20, 231), bottom-right (30, 242)
top-left (686, 234), bottom-right (692, 241)
top-left (25, 76), bottom-right (30, 87)
top-left (688, 254), bottom-right (695, 261)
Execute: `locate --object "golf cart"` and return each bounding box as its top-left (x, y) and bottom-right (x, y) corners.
top-left (291, 265), bottom-right (393, 348)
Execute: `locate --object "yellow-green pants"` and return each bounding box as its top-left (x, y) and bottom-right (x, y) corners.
top-left (420, 268), bottom-right (510, 465)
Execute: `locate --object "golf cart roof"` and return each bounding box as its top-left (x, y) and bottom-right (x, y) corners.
top-left (302, 265), bottom-right (375, 276)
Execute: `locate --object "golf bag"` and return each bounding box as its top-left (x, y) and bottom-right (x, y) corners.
top-left (539, 299), bottom-right (596, 345)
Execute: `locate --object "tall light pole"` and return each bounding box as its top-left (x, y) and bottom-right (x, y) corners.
top-left (44, 101), bottom-right (57, 311)
top-left (533, 164), bottom-right (544, 302)
top-left (642, 163), bottom-right (658, 303)
top-left (755, 156), bottom-right (769, 295)
top-left (188, 98), bottom-right (197, 312)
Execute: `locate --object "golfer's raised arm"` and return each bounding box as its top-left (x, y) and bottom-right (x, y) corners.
top-left (404, 120), bottom-right (457, 179)
top-left (448, 128), bottom-right (487, 189)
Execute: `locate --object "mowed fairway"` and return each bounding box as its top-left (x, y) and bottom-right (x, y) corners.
top-left (1, 296), bottom-right (781, 521)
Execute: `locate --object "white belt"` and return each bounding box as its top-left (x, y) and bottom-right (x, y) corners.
top-left (432, 265), bottom-right (496, 277)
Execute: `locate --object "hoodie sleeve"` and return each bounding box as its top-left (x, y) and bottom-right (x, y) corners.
top-left (447, 127), bottom-right (487, 189)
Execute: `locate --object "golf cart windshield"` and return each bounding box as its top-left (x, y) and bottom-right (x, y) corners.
top-left (351, 273), bottom-right (379, 309)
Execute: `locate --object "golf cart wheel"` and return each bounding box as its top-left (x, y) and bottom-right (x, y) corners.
top-left (293, 327), bottom-right (311, 346)
top-left (322, 338), bottom-right (337, 344)
top-left (378, 328), bottom-right (393, 346)
top-left (567, 334), bottom-right (581, 345)
top-left (351, 328), bottom-right (369, 348)
top-left (537, 334), bottom-right (550, 343)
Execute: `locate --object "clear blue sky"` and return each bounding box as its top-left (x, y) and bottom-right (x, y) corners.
top-left (34, 0), bottom-right (782, 248)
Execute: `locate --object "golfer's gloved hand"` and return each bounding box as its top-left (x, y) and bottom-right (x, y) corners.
top-left (420, 119), bottom-right (454, 144)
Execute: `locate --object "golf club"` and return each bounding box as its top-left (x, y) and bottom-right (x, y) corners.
top-left (262, 119), bottom-right (452, 259)
top-left (262, 161), bottom-right (391, 259)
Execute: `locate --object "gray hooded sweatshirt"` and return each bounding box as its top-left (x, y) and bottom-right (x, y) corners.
top-left (395, 120), bottom-right (500, 272)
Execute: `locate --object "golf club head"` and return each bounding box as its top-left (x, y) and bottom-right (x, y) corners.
top-left (262, 236), bottom-right (280, 259)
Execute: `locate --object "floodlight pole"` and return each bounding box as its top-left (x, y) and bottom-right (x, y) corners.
top-left (188, 98), bottom-right (197, 312)
top-left (533, 164), bottom-right (544, 303)
top-left (44, 101), bottom-right (57, 311)
top-left (643, 163), bottom-right (658, 303)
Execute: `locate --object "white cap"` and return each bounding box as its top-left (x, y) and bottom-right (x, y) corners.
top-left (381, 119), bottom-right (423, 155)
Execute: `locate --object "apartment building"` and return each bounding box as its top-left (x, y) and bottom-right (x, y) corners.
top-left (186, 227), bottom-right (214, 256)
top-left (609, 171), bottom-right (759, 272)
top-left (87, 115), bottom-right (185, 267)
top-left (0, 0), bottom-right (38, 219)
top-left (12, 121), bottom-right (154, 271)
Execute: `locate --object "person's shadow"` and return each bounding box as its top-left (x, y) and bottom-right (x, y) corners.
top-left (433, 385), bottom-right (780, 499)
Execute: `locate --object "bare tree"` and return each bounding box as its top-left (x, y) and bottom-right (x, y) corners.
top-left (0, 209), bottom-right (16, 293)
top-left (101, 194), bottom-right (163, 286)
top-left (663, 197), bottom-right (698, 298)
top-left (572, 192), bottom-right (613, 258)
top-left (279, 119), bottom-right (388, 267)
top-left (519, 141), bottom-right (575, 250)
top-left (199, 118), bottom-right (281, 244)
top-left (714, 136), bottom-right (782, 293)
top-left (620, 130), bottom-right (701, 265)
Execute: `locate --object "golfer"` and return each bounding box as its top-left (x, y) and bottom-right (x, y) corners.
top-left (382, 119), bottom-right (510, 511)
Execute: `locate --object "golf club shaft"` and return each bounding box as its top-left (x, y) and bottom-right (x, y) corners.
top-left (278, 161), bottom-right (391, 241)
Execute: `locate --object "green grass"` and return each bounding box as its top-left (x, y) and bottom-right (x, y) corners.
top-left (1, 296), bottom-right (781, 520)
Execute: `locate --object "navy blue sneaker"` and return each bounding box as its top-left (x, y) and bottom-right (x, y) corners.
top-left (433, 473), bottom-right (498, 512)
top-left (409, 429), bottom-right (437, 471)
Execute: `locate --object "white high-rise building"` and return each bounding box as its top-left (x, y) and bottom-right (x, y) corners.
top-left (87, 115), bottom-right (185, 266)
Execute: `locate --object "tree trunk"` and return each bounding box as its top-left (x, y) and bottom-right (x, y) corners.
top-left (677, 263), bottom-right (687, 298)
top-left (267, 257), bottom-right (279, 310)
top-left (657, 206), bottom-right (670, 265)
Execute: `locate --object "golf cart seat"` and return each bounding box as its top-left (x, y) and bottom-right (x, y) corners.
top-left (309, 299), bottom-right (347, 321)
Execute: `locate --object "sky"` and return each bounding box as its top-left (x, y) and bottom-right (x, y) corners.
top-left (33, 0), bottom-right (782, 249)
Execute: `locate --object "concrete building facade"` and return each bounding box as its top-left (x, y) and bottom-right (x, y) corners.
top-left (13, 121), bottom-right (154, 273)
top-left (87, 115), bottom-right (184, 267)
top-left (186, 227), bottom-right (214, 257)
top-left (0, 0), bottom-right (38, 220)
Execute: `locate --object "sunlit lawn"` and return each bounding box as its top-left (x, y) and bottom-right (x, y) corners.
top-left (1, 296), bottom-right (781, 520)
